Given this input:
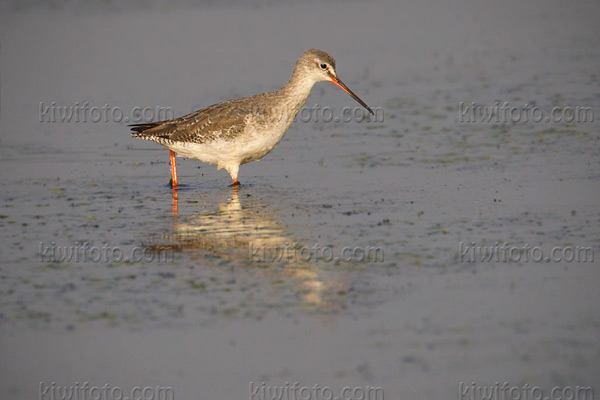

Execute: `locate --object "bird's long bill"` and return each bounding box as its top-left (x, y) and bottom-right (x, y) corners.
top-left (330, 76), bottom-right (374, 115)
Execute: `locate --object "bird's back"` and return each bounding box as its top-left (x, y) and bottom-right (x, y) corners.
top-left (129, 91), bottom-right (286, 146)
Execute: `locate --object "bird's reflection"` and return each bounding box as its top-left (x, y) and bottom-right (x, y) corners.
top-left (148, 186), bottom-right (349, 313)
top-left (171, 188), bottom-right (178, 215)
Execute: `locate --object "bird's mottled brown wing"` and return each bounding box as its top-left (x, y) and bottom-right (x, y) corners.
top-left (129, 98), bottom-right (251, 144)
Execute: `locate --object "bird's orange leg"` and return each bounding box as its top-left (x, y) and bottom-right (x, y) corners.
top-left (169, 150), bottom-right (178, 188)
top-left (226, 165), bottom-right (240, 187)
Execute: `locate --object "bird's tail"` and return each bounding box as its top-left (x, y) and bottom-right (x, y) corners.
top-left (128, 122), bottom-right (161, 137)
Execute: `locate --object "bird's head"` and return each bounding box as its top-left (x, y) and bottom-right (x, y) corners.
top-left (295, 49), bottom-right (374, 115)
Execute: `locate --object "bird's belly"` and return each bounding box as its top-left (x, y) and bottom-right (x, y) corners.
top-left (165, 124), bottom-right (289, 167)
top-left (239, 128), bottom-right (288, 164)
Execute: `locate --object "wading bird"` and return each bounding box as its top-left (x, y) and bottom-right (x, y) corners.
top-left (129, 49), bottom-right (373, 187)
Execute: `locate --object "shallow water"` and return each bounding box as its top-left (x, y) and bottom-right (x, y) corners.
top-left (1, 1), bottom-right (600, 399)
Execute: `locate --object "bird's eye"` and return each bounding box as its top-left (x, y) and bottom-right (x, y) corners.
top-left (320, 63), bottom-right (327, 70)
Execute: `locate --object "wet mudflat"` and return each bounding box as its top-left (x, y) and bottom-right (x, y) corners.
top-left (1, 1), bottom-right (599, 399)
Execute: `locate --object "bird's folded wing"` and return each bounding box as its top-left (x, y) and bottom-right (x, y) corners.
top-left (129, 99), bottom-right (250, 144)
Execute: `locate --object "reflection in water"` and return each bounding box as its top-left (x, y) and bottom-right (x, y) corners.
top-left (149, 186), bottom-right (349, 313)
top-left (171, 188), bottom-right (179, 215)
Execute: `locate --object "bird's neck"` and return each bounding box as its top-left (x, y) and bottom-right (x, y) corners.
top-left (277, 69), bottom-right (316, 116)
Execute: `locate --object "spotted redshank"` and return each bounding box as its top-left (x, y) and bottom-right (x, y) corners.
top-left (129, 49), bottom-right (373, 187)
